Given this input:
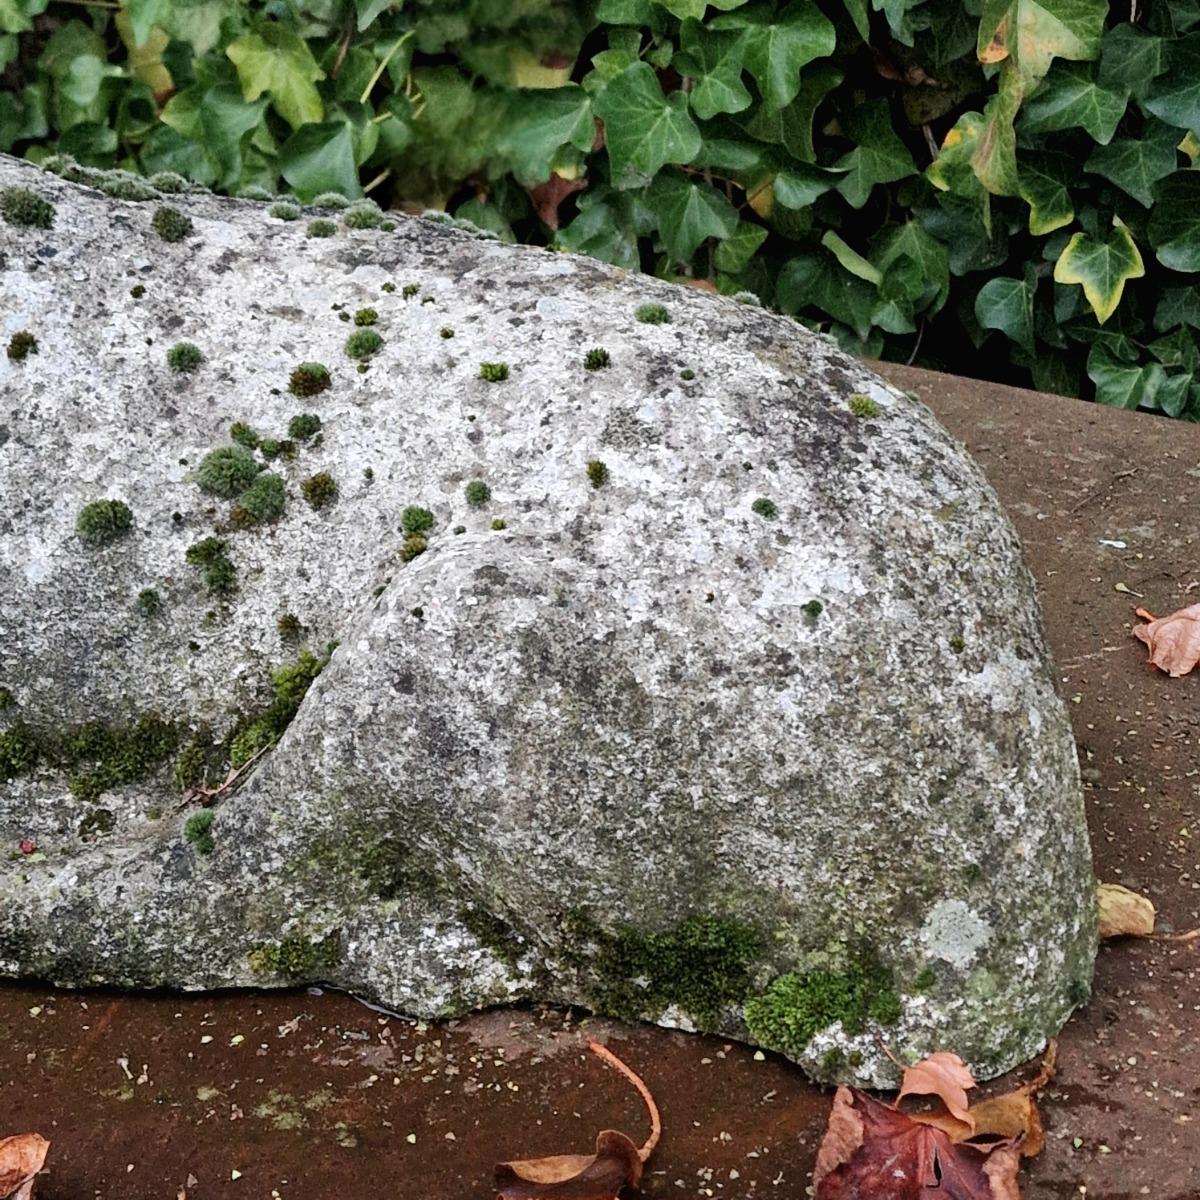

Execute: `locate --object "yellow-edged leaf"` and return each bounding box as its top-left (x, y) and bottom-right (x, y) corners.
top-left (1053, 223), bottom-right (1144, 324)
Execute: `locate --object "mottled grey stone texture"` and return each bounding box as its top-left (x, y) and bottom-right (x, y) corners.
top-left (0, 155), bottom-right (1095, 1085)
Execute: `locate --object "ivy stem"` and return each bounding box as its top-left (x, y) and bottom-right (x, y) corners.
top-left (360, 31), bottom-right (412, 104)
top-left (363, 169), bottom-right (390, 194)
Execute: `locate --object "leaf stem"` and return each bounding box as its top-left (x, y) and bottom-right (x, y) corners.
top-left (587, 1041), bottom-right (661, 1162)
top-left (360, 31), bottom-right (412, 105)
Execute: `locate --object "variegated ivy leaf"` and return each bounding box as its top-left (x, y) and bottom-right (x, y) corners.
top-left (977, 0), bottom-right (1107, 95)
top-left (1053, 224), bottom-right (1145, 325)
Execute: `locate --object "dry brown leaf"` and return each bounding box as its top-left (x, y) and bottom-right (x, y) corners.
top-left (1132, 603), bottom-right (1200, 677)
top-left (1097, 882), bottom-right (1156, 939)
top-left (0, 1134), bottom-right (49, 1200)
top-left (494, 1042), bottom-right (659, 1200)
top-left (528, 173), bottom-right (588, 230)
top-left (896, 1050), bottom-right (976, 1137)
top-left (814, 1089), bottom-right (1021, 1199)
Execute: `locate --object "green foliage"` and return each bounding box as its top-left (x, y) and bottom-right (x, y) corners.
top-left (566, 912), bottom-right (761, 1027)
top-left (302, 470), bottom-right (338, 509)
top-left (186, 536), bottom-right (237, 595)
top-left (479, 360), bottom-right (509, 382)
top-left (76, 499), bottom-right (132, 546)
top-left (166, 341), bottom-right (202, 372)
top-left (236, 471), bottom-right (286, 522)
top-left (196, 445), bottom-right (259, 498)
top-left (136, 587), bottom-right (162, 617)
top-left (744, 956), bottom-right (901, 1059)
top-left (635, 303), bottom-right (670, 325)
top-left (344, 328), bottom-right (382, 358)
top-left (229, 646), bottom-right (328, 767)
top-left (288, 363), bottom-right (330, 397)
top-left (464, 479), bottom-right (490, 507)
top-left (1, 186), bottom-right (53, 228)
top-left (9, 0), bottom-right (1199, 415)
top-left (401, 505), bottom-right (434, 534)
top-left (7, 331), bottom-right (37, 361)
top-left (399, 533), bottom-right (427, 561)
top-left (184, 808), bottom-right (215, 854)
top-left (230, 421), bottom-right (258, 449)
top-left (0, 722), bottom-right (40, 781)
top-left (247, 932), bottom-right (339, 978)
top-left (751, 496), bottom-right (777, 519)
top-left (353, 306), bottom-right (378, 326)
top-left (151, 206), bottom-right (193, 243)
top-left (848, 394), bottom-right (881, 418)
top-left (586, 459), bottom-right (609, 488)
top-left (287, 411), bottom-right (322, 439)
top-left (584, 347), bottom-right (610, 370)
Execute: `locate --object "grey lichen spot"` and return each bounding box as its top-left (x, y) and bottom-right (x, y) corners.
top-left (920, 900), bottom-right (994, 969)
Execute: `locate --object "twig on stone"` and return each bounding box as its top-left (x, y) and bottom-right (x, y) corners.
top-left (179, 744), bottom-right (270, 809)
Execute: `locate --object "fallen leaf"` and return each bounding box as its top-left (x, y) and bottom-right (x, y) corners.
top-left (966, 1042), bottom-right (1056, 1160)
top-left (1132, 603), bottom-right (1200, 676)
top-left (528, 173), bottom-right (588, 230)
top-left (0, 1134), bottom-right (50, 1200)
top-left (1097, 882), bottom-right (1156, 939)
top-left (895, 1050), bottom-right (976, 1137)
top-left (495, 1042), bottom-right (659, 1200)
top-left (814, 1088), bottom-right (1020, 1199)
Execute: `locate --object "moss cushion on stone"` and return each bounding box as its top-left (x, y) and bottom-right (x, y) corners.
top-left (0, 154), bottom-right (1096, 1087)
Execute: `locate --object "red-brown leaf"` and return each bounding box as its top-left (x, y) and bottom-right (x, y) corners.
top-left (1132, 603), bottom-right (1200, 676)
top-left (528, 173), bottom-right (588, 230)
top-left (895, 1050), bottom-right (977, 1137)
top-left (814, 1090), bottom-right (1021, 1200)
top-left (0, 1134), bottom-right (49, 1199)
top-left (496, 1130), bottom-right (642, 1199)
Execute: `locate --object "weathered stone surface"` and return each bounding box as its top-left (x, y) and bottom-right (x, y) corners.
top-left (0, 155), bottom-right (1095, 1085)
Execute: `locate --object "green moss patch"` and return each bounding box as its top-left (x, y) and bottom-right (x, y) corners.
top-left (248, 932), bottom-right (339, 979)
top-left (196, 446), bottom-right (259, 498)
top-left (7, 331), bottom-right (37, 362)
top-left (566, 913), bottom-right (761, 1028)
top-left (151, 206), bottom-right (193, 243)
top-left (635, 303), bottom-right (670, 325)
top-left (184, 809), bottom-right (215, 854)
top-left (744, 956), bottom-right (901, 1059)
top-left (228, 647), bottom-right (329, 768)
top-left (76, 499), bottom-right (133, 547)
top-left (1, 187), bottom-right (54, 229)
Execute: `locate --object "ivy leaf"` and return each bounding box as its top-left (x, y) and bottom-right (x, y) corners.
top-left (739, 61), bottom-right (842, 160)
top-left (355, 0), bottom-right (392, 32)
top-left (645, 170), bottom-right (739, 261)
top-left (1098, 24), bottom-right (1165, 99)
top-left (1155, 286), bottom-right (1200, 333)
top-left (821, 230), bottom-right (882, 284)
top-left (977, 0), bottom-right (1107, 93)
top-left (652, 0), bottom-right (750, 17)
top-left (279, 119), bottom-right (361, 201)
top-left (497, 87), bottom-right (594, 186)
top-left (971, 68), bottom-right (1023, 195)
top-left (713, 219), bottom-right (767, 272)
top-left (554, 184), bottom-right (642, 269)
top-left (127, 0), bottom-right (170, 48)
top-left (1143, 31), bottom-right (1200, 130)
top-left (161, 0), bottom-right (234, 56)
top-left (1087, 344), bottom-right (1166, 409)
top-left (841, 0), bottom-right (869, 42)
top-left (833, 98), bottom-right (915, 208)
top-left (873, 221), bottom-right (951, 312)
top-left (0, 0), bottom-right (47, 34)
top-left (1053, 224), bottom-right (1145, 324)
top-left (675, 19), bottom-right (751, 121)
top-left (713, 1), bottom-right (836, 112)
top-left (975, 274), bottom-right (1035, 353)
top-left (776, 248), bottom-right (878, 339)
top-left (1019, 61), bottom-right (1129, 145)
top-left (1017, 151), bottom-right (1074, 234)
top-left (1086, 118), bottom-right (1181, 208)
top-left (594, 61), bottom-right (701, 188)
top-left (774, 161), bottom-right (840, 207)
top-left (1148, 170), bottom-right (1200, 271)
top-left (227, 23), bottom-right (324, 130)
